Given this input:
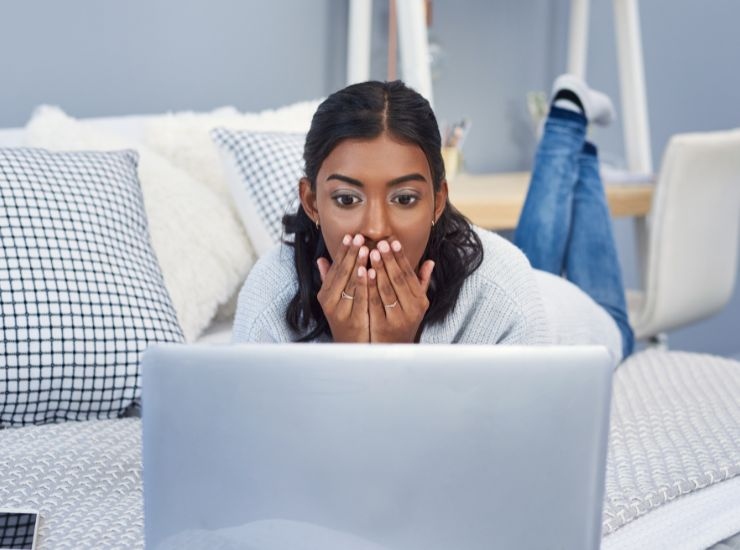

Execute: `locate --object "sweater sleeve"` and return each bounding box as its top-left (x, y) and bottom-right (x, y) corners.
top-left (231, 244), bottom-right (298, 343)
top-left (450, 228), bottom-right (552, 345)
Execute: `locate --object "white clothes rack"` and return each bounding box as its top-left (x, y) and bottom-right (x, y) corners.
top-left (346, 0), bottom-right (434, 105)
top-left (569, 0), bottom-right (653, 175)
top-left (346, 0), bottom-right (653, 175)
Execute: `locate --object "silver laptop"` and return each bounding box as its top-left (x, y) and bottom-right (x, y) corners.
top-left (142, 344), bottom-right (613, 550)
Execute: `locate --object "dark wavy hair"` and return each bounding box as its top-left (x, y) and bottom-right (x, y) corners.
top-left (282, 80), bottom-right (483, 341)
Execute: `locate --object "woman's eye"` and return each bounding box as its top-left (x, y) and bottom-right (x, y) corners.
top-left (393, 194), bottom-right (418, 206)
top-left (333, 194), bottom-right (361, 207)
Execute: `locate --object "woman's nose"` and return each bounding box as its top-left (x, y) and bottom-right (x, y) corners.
top-left (361, 202), bottom-right (392, 244)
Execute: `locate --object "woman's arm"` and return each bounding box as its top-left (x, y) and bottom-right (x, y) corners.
top-left (449, 229), bottom-right (552, 346)
top-left (231, 246), bottom-right (298, 343)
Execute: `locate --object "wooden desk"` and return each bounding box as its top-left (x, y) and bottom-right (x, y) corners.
top-left (448, 171), bottom-right (654, 231)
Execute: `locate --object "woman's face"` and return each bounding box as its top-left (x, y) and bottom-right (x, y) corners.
top-left (300, 132), bottom-right (448, 269)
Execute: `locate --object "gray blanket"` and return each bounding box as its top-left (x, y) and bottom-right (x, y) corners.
top-left (1, 350), bottom-right (738, 549)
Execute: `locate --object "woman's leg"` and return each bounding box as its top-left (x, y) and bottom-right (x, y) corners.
top-left (515, 74), bottom-right (635, 360)
top-left (514, 106), bottom-right (587, 275)
top-left (566, 144), bottom-right (635, 358)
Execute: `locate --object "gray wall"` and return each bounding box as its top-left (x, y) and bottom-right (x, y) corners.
top-left (0, 0), bottom-right (347, 125)
top-left (1, 1), bottom-right (738, 356)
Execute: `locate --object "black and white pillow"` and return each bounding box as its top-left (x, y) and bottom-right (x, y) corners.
top-left (211, 129), bottom-right (304, 256)
top-left (0, 147), bottom-right (184, 427)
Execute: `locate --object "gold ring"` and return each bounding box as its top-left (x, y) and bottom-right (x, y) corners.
top-left (384, 300), bottom-right (398, 309)
top-left (341, 290), bottom-right (354, 300)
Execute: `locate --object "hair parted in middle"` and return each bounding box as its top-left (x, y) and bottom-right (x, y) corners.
top-left (282, 80), bottom-right (483, 341)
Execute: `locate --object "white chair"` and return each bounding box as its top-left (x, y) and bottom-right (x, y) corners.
top-left (627, 128), bottom-right (740, 345)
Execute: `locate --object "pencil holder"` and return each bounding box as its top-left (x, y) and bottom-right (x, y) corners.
top-left (441, 146), bottom-right (461, 182)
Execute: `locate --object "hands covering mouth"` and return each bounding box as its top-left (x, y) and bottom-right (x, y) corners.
top-left (316, 234), bottom-right (434, 343)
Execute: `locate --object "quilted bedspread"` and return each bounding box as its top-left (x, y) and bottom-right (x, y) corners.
top-left (603, 350), bottom-right (740, 534)
top-left (0, 418), bottom-right (142, 548)
top-left (1, 350), bottom-right (739, 549)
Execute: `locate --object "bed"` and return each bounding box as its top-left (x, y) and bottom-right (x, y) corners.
top-left (1, 109), bottom-right (739, 549)
top-left (2, 344), bottom-right (738, 549)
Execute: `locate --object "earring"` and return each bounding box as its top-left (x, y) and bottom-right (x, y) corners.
top-left (431, 219), bottom-right (435, 227)
top-left (315, 219), bottom-right (320, 229)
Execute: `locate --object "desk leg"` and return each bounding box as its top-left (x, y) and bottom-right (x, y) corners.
top-left (633, 215), bottom-right (649, 289)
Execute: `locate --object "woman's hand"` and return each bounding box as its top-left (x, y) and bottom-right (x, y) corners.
top-left (316, 234), bottom-right (370, 342)
top-left (367, 239), bottom-right (434, 343)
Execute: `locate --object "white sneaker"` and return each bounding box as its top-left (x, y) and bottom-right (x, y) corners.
top-left (551, 74), bottom-right (615, 127)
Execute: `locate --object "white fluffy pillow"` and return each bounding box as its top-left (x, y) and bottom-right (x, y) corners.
top-left (24, 106), bottom-right (255, 342)
top-left (142, 100), bottom-right (320, 202)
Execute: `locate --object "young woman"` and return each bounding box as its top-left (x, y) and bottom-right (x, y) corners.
top-left (232, 78), bottom-right (634, 366)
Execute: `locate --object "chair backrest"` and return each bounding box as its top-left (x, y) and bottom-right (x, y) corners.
top-left (634, 129), bottom-right (740, 337)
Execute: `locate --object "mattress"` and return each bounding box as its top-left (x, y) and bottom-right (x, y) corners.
top-left (1, 349), bottom-right (738, 549)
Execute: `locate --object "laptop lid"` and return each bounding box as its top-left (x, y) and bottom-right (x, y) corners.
top-left (142, 344), bottom-right (612, 550)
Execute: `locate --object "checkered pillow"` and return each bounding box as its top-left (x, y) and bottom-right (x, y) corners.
top-left (0, 148), bottom-right (184, 427)
top-left (211, 129), bottom-right (304, 256)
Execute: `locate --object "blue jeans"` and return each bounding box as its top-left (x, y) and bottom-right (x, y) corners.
top-left (514, 106), bottom-right (634, 359)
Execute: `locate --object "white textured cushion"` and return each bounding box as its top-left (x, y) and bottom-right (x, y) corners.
top-left (142, 101), bottom-right (320, 201)
top-left (24, 106), bottom-right (253, 341)
top-left (211, 129), bottom-right (305, 256)
top-left (0, 148), bottom-right (183, 426)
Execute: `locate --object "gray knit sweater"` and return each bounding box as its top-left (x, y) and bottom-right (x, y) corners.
top-left (232, 228), bottom-right (622, 364)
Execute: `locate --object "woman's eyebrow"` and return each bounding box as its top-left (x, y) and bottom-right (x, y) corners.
top-left (387, 173), bottom-right (427, 186)
top-left (326, 173), bottom-right (427, 187)
top-left (326, 173), bottom-right (363, 187)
